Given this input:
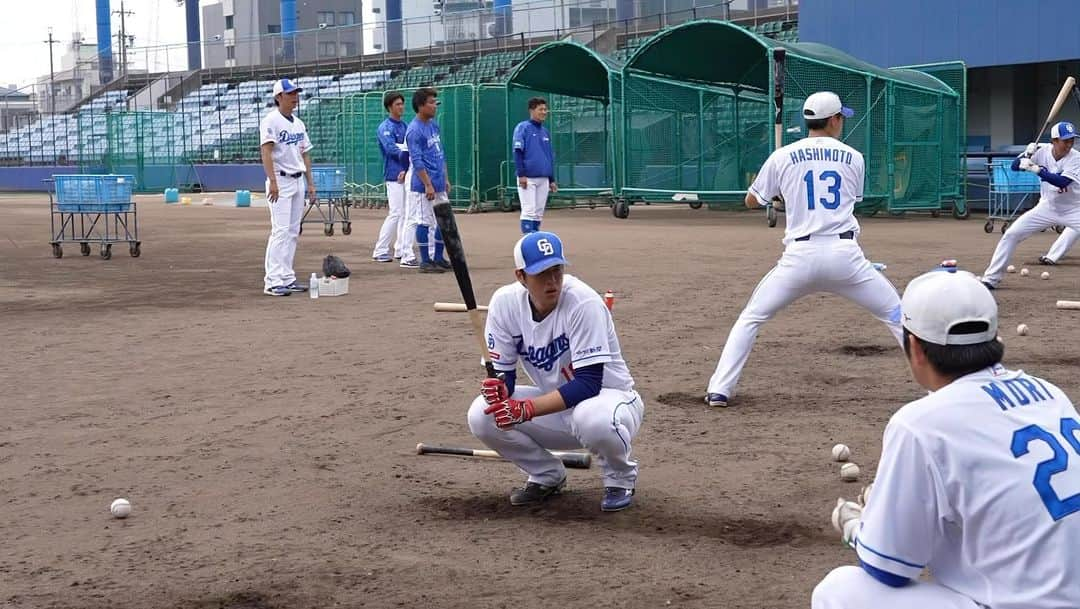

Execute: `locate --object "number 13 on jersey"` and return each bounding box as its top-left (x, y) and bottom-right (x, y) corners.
top-left (803, 170), bottom-right (842, 210)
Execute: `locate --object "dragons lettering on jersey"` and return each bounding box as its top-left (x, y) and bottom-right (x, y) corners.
top-left (516, 333), bottom-right (570, 372)
top-left (278, 130), bottom-right (305, 145)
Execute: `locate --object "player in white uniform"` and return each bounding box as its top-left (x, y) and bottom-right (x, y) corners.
top-left (815, 269), bottom-right (1080, 609)
top-left (981, 121), bottom-right (1080, 288)
top-left (705, 92), bottom-right (903, 407)
top-left (467, 231), bottom-right (645, 511)
top-left (1039, 226), bottom-right (1078, 265)
top-left (259, 78), bottom-right (315, 296)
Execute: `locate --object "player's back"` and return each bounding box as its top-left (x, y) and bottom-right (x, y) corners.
top-left (769, 136), bottom-right (864, 243)
top-left (895, 365), bottom-right (1080, 608)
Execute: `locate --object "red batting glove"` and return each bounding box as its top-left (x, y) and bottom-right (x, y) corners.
top-left (483, 398), bottom-right (535, 430)
top-left (481, 377), bottom-right (509, 405)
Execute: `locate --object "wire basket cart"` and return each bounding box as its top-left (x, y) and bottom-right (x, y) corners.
top-left (48, 174), bottom-right (140, 259)
top-left (301, 166), bottom-right (351, 236)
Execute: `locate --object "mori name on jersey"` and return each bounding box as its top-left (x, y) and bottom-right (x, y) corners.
top-left (790, 147), bottom-right (854, 166)
top-left (981, 375), bottom-right (1056, 411)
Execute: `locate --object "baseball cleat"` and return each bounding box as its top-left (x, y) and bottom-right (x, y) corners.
top-left (419, 261), bottom-right (446, 273)
top-left (706, 393), bottom-right (729, 408)
top-left (285, 282), bottom-right (308, 293)
top-left (601, 487), bottom-right (635, 512)
top-left (399, 259), bottom-right (420, 269)
top-left (434, 258), bottom-right (452, 270)
top-left (1038, 256), bottom-right (1057, 266)
top-left (263, 286), bottom-right (291, 297)
top-left (510, 478), bottom-right (566, 506)
top-left (980, 281), bottom-right (997, 291)
top-left (373, 254), bottom-right (393, 263)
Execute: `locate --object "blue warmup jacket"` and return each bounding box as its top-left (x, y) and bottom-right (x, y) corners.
top-left (377, 117), bottom-right (409, 182)
top-left (406, 117), bottom-right (447, 193)
top-left (512, 119), bottom-right (554, 180)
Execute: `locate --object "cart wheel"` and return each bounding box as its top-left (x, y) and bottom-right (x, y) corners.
top-left (1001, 222), bottom-right (1009, 234)
top-left (983, 221), bottom-right (994, 233)
top-left (80, 242), bottom-right (91, 256)
top-left (767, 205), bottom-right (778, 228)
top-left (612, 200), bottom-right (630, 219)
top-left (100, 244), bottom-right (112, 260)
top-left (952, 201), bottom-right (969, 219)
top-left (130, 242), bottom-right (141, 258)
top-left (1054, 225), bottom-right (1065, 234)
top-left (51, 243), bottom-right (63, 258)
top-left (324, 224), bottom-right (334, 236)
top-left (342, 222), bottom-right (352, 235)
top-left (689, 201), bottom-right (703, 210)
top-left (930, 210), bottom-right (941, 218)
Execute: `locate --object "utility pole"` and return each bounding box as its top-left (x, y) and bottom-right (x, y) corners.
top-left (45, 29), bottom-right (59, 115)
top-left (113, 0), bottom-right (134, 77)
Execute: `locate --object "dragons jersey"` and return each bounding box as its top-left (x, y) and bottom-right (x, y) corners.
top-left (1030, 145), bottom-right (1080, 208)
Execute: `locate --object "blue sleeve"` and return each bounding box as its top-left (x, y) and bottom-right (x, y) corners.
top-left (407, 129), bottom-right (425, 171)
top-left (1038, 168), bottom-right (1073, 189)
top-left (859, 559), bottom-right (911, 588)
top-left (1011, 156), bottom-right (1022, 171)
top-left (555, 363), bottom-right (604, 408)
top-left (514, 149), bottom-right (526, 177)
top-left (501, 369), bottom-right (517, 397)
top-left (376, 125), bottom-right (393, 159)
top-left (512, 123), bottom-right (527, 177)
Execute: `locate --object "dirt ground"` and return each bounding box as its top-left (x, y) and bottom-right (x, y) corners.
top-left (2, 193), bottom-right (1078, 609)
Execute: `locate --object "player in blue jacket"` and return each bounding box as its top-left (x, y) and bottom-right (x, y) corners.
top-left (372, 91), bottom-right (409, 263)
top-left (405, 87), bottom-right (451, 274)
top-left (512, 98), bottom-right (557, 234)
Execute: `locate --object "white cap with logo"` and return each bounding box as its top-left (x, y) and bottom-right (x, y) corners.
top-left (1051, 121), bottom-right (1078, 140)
top-left (901, 270), bottom-right (998, 346)
top-left (803, 91), bottom-right (855, 121)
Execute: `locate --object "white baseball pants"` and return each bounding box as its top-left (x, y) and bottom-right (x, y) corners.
top-left (263, 175), bottom-right (306, 290)
top-left (707, 238), bottom-right (903, 398)
top-left (400, 189), bottom-right (440, 265)
top-left (1044, 226), bottom-right (1079, 263)
top-left (983, 200), bottom-right (1080, 285)
top-left (518, 177), bottom-right (550, 222)
top-left (812, 566), bottom-right (980, 609)
top-left (468, 386), bottom-right (645, 489)
top-left (373, 181), bottom-right (406, 259)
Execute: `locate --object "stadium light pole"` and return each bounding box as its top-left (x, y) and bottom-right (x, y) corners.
top-left (45, 29), bottom-right (58, 115)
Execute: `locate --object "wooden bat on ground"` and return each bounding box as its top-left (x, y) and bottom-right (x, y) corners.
top-left (1056, 300), bottom-right (1080, 310)
top-left (416, 443), bottom-right (592, 469)
top-left (434, 302), bottom-right (489, 313)
top-left (432, 199), bottom-right (497, 378)
top-left (1035, 77), bottom-right (1076, 144)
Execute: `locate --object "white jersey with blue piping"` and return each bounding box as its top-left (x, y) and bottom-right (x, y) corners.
top-left (1029, 145), bottom-right (1080, 207)
top-left (750, 135), bottom-right (864, 244)
top-left (485, 274), bottom-right (634, 394)
top-left (856, 364), bottom-right (1080, 609)
top-left (259, 109), bottom-right (312, 175)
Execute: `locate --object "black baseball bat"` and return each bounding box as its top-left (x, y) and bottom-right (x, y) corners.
top-left (432, 199), bottom-right (497, 378)
top-left (416, 443), bottom-right (593, 469)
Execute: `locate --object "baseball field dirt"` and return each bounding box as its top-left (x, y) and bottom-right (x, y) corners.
top-left (2, 195), bottom-right (1078, 608)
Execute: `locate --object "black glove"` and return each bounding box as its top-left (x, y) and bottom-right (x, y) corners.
top-left (323, 255), bottom-right (351, 278)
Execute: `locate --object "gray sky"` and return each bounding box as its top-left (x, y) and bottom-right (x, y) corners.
top-left (0, 0), bottom-right (188, 90)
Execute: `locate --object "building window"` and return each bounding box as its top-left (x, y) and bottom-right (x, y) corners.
top-left (226, 45), bottom-right (235, 60)
top-left (318, 11), bottom-right (335, 26)
top-left (569, 7), bottom-right (615, 27)
top-left (267, 24), bottom-right (281, 34)
top-left (340, 42), bottom-right (357, 56)
top-left (339, 12), bottom-right (356, 26)
top-left (318, 42), bottom-right (337, 57)
top-left (225, 15), bottom-right (234, 30)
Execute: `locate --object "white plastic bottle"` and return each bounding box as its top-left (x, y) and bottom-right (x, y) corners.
top-left (310, 272), bottom-right (319, 299)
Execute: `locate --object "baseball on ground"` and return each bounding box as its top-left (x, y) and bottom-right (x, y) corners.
top-left (1006, 264), bottom-right (1016, 273)
top-left (1017, 324), bottom-right (1029, 336)
top-left (1041, 271), bottom-right (1050, 280)
top-left (831, 443), bottom-right (851, 462)
top-left (110, 498), bottom-right (131, 519)
top-left (840, 462), bottom-right (860, 482)
top-left (1020, 268), bottom-right (1030, 276)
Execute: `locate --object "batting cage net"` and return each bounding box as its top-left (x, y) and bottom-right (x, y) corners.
top-left (103, 111), bottom-right (198, 193)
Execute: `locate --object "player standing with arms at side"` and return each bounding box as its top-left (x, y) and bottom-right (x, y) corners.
top-left (512, 97), bottom-right (557, 234)
top-left (260, 78), bottom-right (316, 296)
top-left (704, 92), bottom-right (903, 407)
top-left (980, 122), bottom-right (1080, 289)
top-left (468, 232), bottom-right (645, 511)
top-left (371, 91), bottom-right (410, 263)
top-left (405, 87), bottom-right (452, 274)
top-left (815, 269), bottom-right (1080, 609)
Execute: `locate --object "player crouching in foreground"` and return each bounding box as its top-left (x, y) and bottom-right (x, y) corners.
top-left (814, 270), bottom-right (1080, 609)
top-left (467, 232), bottom-right (645, 512)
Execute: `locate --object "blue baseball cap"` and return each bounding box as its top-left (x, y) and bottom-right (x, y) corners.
top-left (513, 231), bottom-right (569, 275)
top-left (1051, 121), bottom-right (1077, 140)
top-left (273, 78), bottom-right (303, 97)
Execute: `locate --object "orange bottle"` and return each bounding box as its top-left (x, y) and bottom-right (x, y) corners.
top-left (603, 289), bottom-right (615, 311)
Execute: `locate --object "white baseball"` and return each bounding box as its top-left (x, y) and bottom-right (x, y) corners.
top-left (1006, 264), bottom-right (1016, 273)
top-left (1017, 323), bottom-right (1029, 336)
top-left (840, 462), bottom-right (860, 482)
top-left (1041, 271), bottom-right (1050, 280)
top-left (110, 498), bottom-right (131, 519)
top-left (831, 443), bottom-right (851, 462)
top-left (1020, 268), bottom-right (1030, 276)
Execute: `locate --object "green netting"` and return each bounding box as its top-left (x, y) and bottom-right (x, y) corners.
top-left (620, 20), bottom-right (965, 213)
top-left (103, 111), bottom-right (193, 192)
